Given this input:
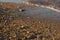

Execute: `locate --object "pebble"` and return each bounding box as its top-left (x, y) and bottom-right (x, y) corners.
top-left (17, 6), bottom-right (19, 8)
top-left (27, 31), bottom-right (30, 34)
top-left (18, 9), bottom-right (25, 12)
top-left (13, 35), bottom-right (16, 38)
top-left (9, 37), bottom-right (11, 39)
top-left (28, 35), bottom-right (37, 39)
top-left (3, 8), bottom-right (6, 10)
top-left (13, 23), bottom-right (17, 27)
top-left (27, 17), bottom-right (30, 19)
top-left (20, 25), bottom-right (24, 28)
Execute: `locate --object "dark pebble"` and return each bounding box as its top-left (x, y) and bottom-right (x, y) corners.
top-left (18, 39), bottom-right (22, 40)
top-left (28, 35), bottom-right (37, 39)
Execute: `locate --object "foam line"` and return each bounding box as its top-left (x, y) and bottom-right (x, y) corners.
top-left (22, 1), bottom-right (60, 12)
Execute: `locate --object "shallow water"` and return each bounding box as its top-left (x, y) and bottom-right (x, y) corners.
top-left (0, 0), bottom-right (23, 3)
top-left (0, 0), bottom-right (60, 21)
top-left (24, 7), bottom-right (60, 21)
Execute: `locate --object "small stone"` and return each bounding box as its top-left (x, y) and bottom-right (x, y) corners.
top-left (27, 17), bottom-right (30, 19)
top-left (18, 39), bottom-right (21, 40)
top-left (28, 35), bottom-right (37, 39)
top-left (3, 28), bottom-right (7, 33)
top-left (21, 25), bottom-right (24, 28)
top-left (13, 35), bottom-right (16, 37)
top-left (13, 24), bottom-right (16, 26)
top-left (3, 8), bottom-right (6, 10)
top-left (27, 31), bottom-right (30, 34)
top-left (17, 6), bottom-right (19, 8)
top-left (17, 27), bottom-right (20, 30)
top-left (18, 9), bottom-right (25, 12)
top-left (39, 21), bottom-right (40, 23)
top-left (9, 37), bottom-right (11, 39)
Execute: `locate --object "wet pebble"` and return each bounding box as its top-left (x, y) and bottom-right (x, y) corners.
top-left (27, 35), bottom-right (37, 39)
top-left (18, 9), bottom-right (25, 12)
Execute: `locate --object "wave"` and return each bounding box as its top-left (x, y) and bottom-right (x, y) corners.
top-left (22, 0), bottom-right (60, 12)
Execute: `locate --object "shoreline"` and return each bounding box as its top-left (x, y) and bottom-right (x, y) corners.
top-left (0, 2), bottom-right (60, 40)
